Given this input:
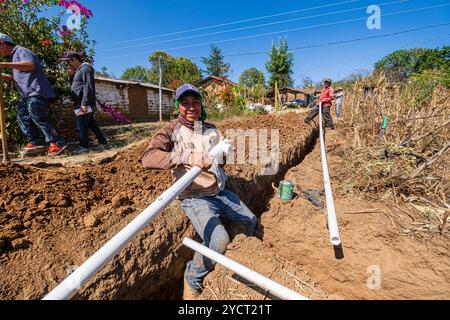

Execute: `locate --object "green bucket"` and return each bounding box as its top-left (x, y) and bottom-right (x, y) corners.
top-left (279, 180), bottom-right (295, 202)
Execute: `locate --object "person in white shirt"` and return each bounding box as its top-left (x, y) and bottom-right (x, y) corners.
top-left (335, 88), bottom-right (344, 119)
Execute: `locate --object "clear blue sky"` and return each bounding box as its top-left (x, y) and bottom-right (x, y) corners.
top-left (79, 0), bottom-right (450, 85)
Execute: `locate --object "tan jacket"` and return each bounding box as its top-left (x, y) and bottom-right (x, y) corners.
top-left (142, 117), bottom-right (227, 200)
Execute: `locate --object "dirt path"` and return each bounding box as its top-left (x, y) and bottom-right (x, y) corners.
top-left (199, 126), bottom-right (450, 300)
top-left (12, 122), bottom-right (165, 168)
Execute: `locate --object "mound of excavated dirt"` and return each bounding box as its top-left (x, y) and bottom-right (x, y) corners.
top-left (0, 113), bottom-right (318, 300)
top-left (200, 128), bottom-right (450, 300)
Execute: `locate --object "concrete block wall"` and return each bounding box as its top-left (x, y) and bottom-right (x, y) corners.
top-left (147, 90), bottom-right (174, 121)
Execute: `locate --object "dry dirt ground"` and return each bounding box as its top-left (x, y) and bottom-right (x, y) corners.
top-left (199, 125), bottom-right (450, 301)
top-left (1, 113), bottom-right (448, 300)
top-left (14, 122), bottom-right (164, 167)
top-left (0, 113), bottom-right (319, 300)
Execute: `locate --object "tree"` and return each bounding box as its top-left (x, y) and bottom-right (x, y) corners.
top-left (374, 47), bottom-right (450, 82)
top-left (346, 69), bottom-right (371, 82)
top-left (96, 67), bottom-right (110, 78)
top-left (249, 83), bottom-right (267, 102)
top-left (239, 68), bottom-right (265, 88)
top-left (265, 38), bottom-right (294, 89)
top-left (148, 51), bottom-right (202, 87)
top-left (173, 57), bottom-right (202, 86)
top-left (121, 66), bottom-right (149, 82)
top-left (300, 76), bottom-right (314, 88)
top-left (201, 45), bottom-right (230, 77)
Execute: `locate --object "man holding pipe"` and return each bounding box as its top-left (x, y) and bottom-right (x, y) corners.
top-left (305, 79), bottom-right (335, 130)
top-left (142, 84), bottom-right (257, 300)
top-left (0, 33), bottom-right (67, 156)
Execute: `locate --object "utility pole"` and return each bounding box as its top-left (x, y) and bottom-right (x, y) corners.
top-left (274, 81), bottom-right (279, 113)
top-left (0, 75), bottom-right (10, 164)
top-left (158, 57), bottom-right (163, 122)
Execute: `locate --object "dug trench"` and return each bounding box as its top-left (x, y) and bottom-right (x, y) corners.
top-left (0, 112), bottom-right (319, 300)
top-left (199, 126), bottom-right (450, 300)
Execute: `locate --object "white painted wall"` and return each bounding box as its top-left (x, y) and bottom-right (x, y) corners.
top-left (96, 82), bottom-right (130, 112)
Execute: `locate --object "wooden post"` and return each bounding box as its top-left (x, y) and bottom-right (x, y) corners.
top-left (275, 81), bottom-right (279, 113)
top-left (158, 57), bottom-right (163, 122)
top-left (371, 97), bottom-right (376, 139)
top-left (0, 76), bottom-right (10, 164)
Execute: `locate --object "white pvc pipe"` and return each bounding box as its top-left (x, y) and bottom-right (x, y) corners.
top-left (183, 238), bottom-right (308, 301)
top-left (43, 140), bottom-right (233, 300)
top-left (318, 103), bottom-right (342, 246)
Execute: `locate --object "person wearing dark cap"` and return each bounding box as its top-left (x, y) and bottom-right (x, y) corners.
top-left (0, 33), bottom-right (67, 156)
top-left (60, 51), bottom-right (107, 153)
top-left (305, 79), bottom-right (335, 129)
top-left (142, 84), bottom-right (257, 300)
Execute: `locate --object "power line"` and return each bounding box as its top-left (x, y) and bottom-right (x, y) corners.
top-left (290, 23), bottom-right (450, 52)
top-left (96, 3), bottom-right (450, 61)
top-left (97, 0), bottom-right (408, 53)
top-left (96, 0), bottom-right (359, 48)
top-left (298, 34), bottom-right (449, 75)
top-left (194, 23), bottom-right (450, 60)
top-left (165, 4), bottom-right (450, 53)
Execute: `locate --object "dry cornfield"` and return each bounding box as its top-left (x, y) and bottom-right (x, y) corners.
top-left (336, 74), bottom-right (449, 227)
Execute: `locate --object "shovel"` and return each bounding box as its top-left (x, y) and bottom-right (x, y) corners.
top-left (0, 73), bottom-right (10, 164)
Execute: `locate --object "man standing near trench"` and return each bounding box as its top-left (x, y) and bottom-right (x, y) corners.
top-left (0, 33), bottom-right (67, 156)
top-left (60, 51), bottom-right (107, 153)
top-left (305, 79), bottom-right (335, 129)
top-left (142, 84), bottom-right (257, 300)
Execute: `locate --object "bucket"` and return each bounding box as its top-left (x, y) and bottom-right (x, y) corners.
top-left (279, 180), bottom-right (295, 202)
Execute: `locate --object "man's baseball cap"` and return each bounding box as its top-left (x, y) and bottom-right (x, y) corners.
top-left (0, 33), bottom-right (15, 45)
top-left (176, 84), bottom-right (202, 100)
top-left (60, 51), bottom-right (83, 61)
top-left (324, 79), bottom-right (332, 84)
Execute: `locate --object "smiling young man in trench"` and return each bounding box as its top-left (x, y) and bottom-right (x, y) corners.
top-left (142, 84), bottom-right (257, 300)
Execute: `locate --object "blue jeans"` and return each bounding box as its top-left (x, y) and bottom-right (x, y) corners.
top-left (76, 112), bottom-right (107, 149)
top-left (181, 189), bottom-right (258, 292)
top-left (17, 97), bottom-right (65, 146)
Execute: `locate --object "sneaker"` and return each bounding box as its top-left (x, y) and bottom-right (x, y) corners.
top-left (24, 143), bottom-right (46, 151)
top-left (74, 147), bottom-right (90, 155)
top-left (48, 144), bottom-right (68, 157)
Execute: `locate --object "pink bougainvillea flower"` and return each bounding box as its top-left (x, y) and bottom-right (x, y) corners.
top-left (97, 100), bottom-right (132, 124)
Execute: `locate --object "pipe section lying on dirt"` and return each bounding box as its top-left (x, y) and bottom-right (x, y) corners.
top-left (43, 140), bottom-right (233, 300)
top-left (319, 103), bottom-right (342, 246)
top-left (183, 238), bottom-right (309, 300)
